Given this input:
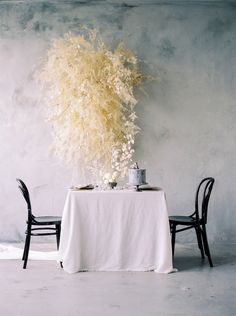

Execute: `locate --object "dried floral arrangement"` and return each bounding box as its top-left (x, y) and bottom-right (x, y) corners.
top-left (40, 29), bottom-right (146, 184)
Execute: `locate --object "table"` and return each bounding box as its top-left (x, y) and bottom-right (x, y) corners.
top-left (58, 189), bottom-right (174, 273)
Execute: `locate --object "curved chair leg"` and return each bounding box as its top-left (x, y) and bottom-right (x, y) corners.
top-left (23, 232), bottom-right (31, 269)
top-left (195, 226), bottom-right (205, 259)
top-left (22, 235), bottom-right (28, 261)
top-left (201, 225), bottom-right (213, 267)
top-left (171, 223), bottom-right (176, 257)
top-left (56, 224), bottom-right (61, 250)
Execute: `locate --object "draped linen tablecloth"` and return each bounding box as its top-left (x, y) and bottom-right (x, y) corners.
top-left (58, 189), bottom-right (174, 273)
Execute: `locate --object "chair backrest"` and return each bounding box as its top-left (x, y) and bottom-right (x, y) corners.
top-left (194, 177), bottom-right (215, 224)
top-left (16, 178), bottom-right (34, 221)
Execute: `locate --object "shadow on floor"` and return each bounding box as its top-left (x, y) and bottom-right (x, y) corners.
top-left (173, 243), bottom-right (236, 271)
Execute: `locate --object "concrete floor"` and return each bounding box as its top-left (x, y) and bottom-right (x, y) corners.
top-left (0, 243), bottom-right (236, 316)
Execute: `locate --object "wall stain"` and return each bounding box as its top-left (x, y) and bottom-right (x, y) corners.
top-left (153, 127), bottom-right (171, 143)
top-left (99, 5), bottom-right (136, 30)
top-left (116, 3), bottom-right (138, 9)
top-left (17, 3), bottom-right (58, 30)
top-left (32, 21), bottom-right (53, 33)
top-left (69, 0), bottom-right (104, 9)
top-left (58, 15), bottom-right (73, 24)
top-left (18, 5), bottom-right (35, 30)
top-left (157, 38), bottom-right (176, 58)
top-left (92, 2), bottom-right (137, 31)
top-left (40, 2), bottom-right (57, 14)
top-left (206, 17), bottom-right (232, 37)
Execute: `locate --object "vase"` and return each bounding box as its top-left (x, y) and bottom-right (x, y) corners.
top-left (108, 182), bottom-right (117, 189)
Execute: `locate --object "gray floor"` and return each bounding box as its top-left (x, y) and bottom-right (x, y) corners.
top-left (0, 243), bottom-right (236, 316)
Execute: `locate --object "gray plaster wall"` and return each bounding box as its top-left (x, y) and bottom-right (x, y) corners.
top-left (0, 0), bottom-right (235, 243)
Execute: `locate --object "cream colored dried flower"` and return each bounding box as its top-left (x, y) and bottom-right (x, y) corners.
top-left (40, 29), bottom-right (146, 183)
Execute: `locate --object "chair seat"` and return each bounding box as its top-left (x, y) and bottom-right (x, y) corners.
top-left (32, 216), bottom-right (62, 225)
top-left (169, 215), bottom-right (197, 225)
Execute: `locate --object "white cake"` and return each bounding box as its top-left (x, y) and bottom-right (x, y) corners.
top-left (128, 169), bottom-right (146, 186)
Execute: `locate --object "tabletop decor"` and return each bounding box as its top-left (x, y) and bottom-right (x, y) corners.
top-left (128, 162), bottom-right (147, 191)
top-left (40, 28), bottom-right (148, 185)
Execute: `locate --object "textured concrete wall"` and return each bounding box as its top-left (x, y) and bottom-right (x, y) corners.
top-left (0, 0), bottom-right (235, 242)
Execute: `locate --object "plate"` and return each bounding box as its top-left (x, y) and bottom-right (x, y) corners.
top-left (138, 184), bottom-right (161, 191)
top-left (70, 184), bottom-right (94, 190)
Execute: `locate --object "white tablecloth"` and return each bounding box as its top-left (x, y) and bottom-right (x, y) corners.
top-left (58, 190), bottom-right (174, 273)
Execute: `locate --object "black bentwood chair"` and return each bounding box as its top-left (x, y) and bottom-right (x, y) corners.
top-left (16, 179), bottom-right (62, 269)
top-left (169, 177), bottom-right (215, 267)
